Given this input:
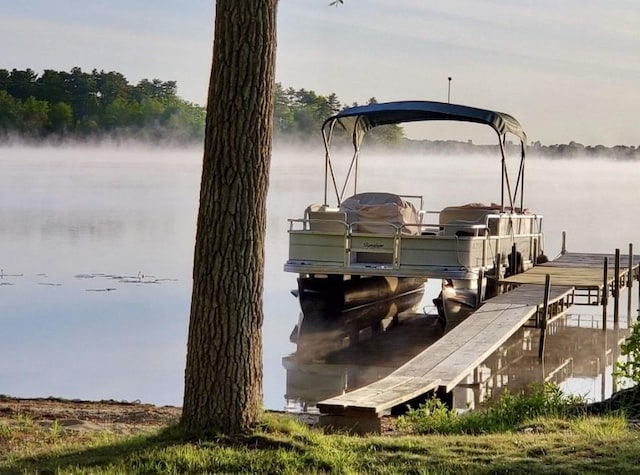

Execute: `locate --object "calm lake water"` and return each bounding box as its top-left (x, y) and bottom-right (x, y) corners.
top-left (1, 145), bottom-right (639, 410)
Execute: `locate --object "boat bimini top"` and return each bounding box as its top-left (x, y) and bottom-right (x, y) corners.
top-left (321, 100), bottom-right (528, 213)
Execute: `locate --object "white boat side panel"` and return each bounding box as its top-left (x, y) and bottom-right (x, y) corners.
top-left (400, 236), bottom-right (486, 268)
top-left (286, 213), bottom-right (543, 278)
top-left (288, 232), bottom-right (346, 264)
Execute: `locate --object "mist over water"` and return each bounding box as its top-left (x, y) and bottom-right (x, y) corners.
top-left (1, 145), bottom-right (638, 409)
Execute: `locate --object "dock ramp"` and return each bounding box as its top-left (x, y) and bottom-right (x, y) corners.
top-left (318, 284), bottom-right (574, 433)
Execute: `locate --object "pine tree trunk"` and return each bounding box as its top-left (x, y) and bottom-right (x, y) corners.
top-left (182, 0), bottom-right (277, 435)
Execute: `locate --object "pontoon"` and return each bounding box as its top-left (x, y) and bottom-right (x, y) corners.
top-left (285, 101), bottom-right (544, 327)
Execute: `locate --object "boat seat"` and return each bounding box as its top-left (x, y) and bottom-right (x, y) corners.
top-left (439, 204), bottom-right (500, 226)
top-left (340, 192), bottom-right (420, 235)
top-left (305, 204), bottom-right (348, 233)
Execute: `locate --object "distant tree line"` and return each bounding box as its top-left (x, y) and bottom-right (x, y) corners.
top-left (528, 140), bottom-right (640, 160)
top-left (273, 87), bottom-right (639, 158)
top-left (0, 67), bottom-right (205, 143)
top-left (0, 70), bottom-right (404, 146)
top-left (1, 69), bottom-right (637, 157)
top-left (402, 139), bottom-right (640, 160)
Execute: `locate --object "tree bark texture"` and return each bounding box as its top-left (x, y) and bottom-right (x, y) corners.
top-left (182, 0), bottom-right (277, 435)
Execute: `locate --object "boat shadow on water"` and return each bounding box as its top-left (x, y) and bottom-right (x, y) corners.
top-left (285, 289), bottom-right (444, 408)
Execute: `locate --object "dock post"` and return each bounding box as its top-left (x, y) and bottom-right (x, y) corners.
top-left (628, 244), bottom-right (634, 289)
top-left (538, 274), bottom-right (551, 362)
top-left (495, 253), bottom-right (502, 295)
top-left (628, 244), bottom-right (634, 322)
top-left (436, 386), bottom-right (454, 410)
top-left (614, 249), bottom-right (621, 323)
top-left (533, 239), bottom-right (538, 267)
top-left (602, 257), bottom-right (608, 331)
top-left (627, 243), bottom-right (633, 323)
top-left (476, 269), bottom-right (484, 308)
top-left (612, 321), bottom-right (620, 394)
top-left (637, 253), bottom-right (640, 309)
top-left (561, 231), bottom-right (567, 255)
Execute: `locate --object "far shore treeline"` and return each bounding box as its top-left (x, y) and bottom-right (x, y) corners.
top-left (0, 67), bottom-right (204, 143)
top-left (0, 67), bottom-right (638, 159)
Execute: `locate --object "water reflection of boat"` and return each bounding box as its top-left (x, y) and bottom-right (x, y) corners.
top-left (285, 101), bottom-right (544, 327)
top-left (284, 312), bottom-right (629, 411)
top-left (285, 309), bottom-right (444, 408)
top-left (291, 286), bottom-right (426, 360)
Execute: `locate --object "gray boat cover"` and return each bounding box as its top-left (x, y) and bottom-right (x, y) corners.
top-left (340, 192), bottom-right (420, 235)
top-left (324, 101), bottom-right (527, 148)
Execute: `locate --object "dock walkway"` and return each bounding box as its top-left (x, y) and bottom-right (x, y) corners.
top-left (501, 251), bottom-right (640, 326)
top-left (501, 252), bottom-right (638, 301)
top-left (318, 284), bottom-right (573, 432)
top-left (317, 251), bottom-right (639, 433)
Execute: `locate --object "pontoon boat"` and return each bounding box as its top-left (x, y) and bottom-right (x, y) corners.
top-left (285, 101), bottom-right (544, 329)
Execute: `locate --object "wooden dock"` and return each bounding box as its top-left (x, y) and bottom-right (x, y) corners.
top-left (501, 251), bottom-right (640, 327)
top-left (316, 251), bottom-right (639, 434)
top-left (317, 284), bottom-right (573, 433)
top-left (501, 252), bottom-right (638, 303)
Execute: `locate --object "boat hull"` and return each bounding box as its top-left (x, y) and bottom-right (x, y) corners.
top-left (298, 275), bottom-right (426, 316)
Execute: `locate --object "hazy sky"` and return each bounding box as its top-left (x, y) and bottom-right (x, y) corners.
top-left (1, 1), bottom-right (638, 146)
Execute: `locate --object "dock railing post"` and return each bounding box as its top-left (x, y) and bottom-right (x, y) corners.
top-left (538, 274), bottom-right (551, 362)
top-left (614, 248), bottom-right (620, 323)
top-left (476, 268), bottom-right (484, 308)
top-left (602, 256), bottom-right (608, 331)
top-left (495, 252), bottom-right (502, 295)
top-left (628, 244), bottom-right (634, 290)
top-left (637, 250), bottom-right (640, 309)
top-left (629, 243), bottom-right (634, 322)
top-left (612, 319), bottom-right (621, 394)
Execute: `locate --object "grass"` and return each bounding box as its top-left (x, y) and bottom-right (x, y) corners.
top-left (1, 410), bottom-right (640, 474)
top-left (1, 386), bottom-right (638, 474)
top-left (0, 414), bottom-right (121, 470)
top-left (397, 383), bottom-right (587, 435)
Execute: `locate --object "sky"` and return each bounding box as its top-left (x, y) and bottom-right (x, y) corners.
top-left (1, 0), bottom-right (638, 146)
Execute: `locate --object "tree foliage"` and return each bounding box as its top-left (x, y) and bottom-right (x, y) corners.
top-left (273, 83), bottom-right (404, 145)
top-left (0, 68), bottom-right (405, 146)
top-left (615, 320), bottom-right (640, 386)
top-left (0, 67), bottom-right (204, 142)
top-left (273, 84), bottom-right (340, 137)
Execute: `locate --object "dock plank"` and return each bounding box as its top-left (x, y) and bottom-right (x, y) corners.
top-left (405, 304), bottom-right (540, 390)
top-left (317, 375), bottom-right (440, 414)
top-left (500, 266), bottom-right (622, 289)
top-left (550, 252), bottom-right (640, 268)
top-left (396, 304), bottom-right (527, 377)
top-left (490, 284), bottom-right (574, 306)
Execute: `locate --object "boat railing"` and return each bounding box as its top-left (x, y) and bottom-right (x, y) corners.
top-left (349, 220), bottom-right (401, 234)
top-left (289, 211), bottom-right (542, 236)
top-left (288, 217), bottom-right (348, 233)
top-left (287, 212), bottom-right (544, 272)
